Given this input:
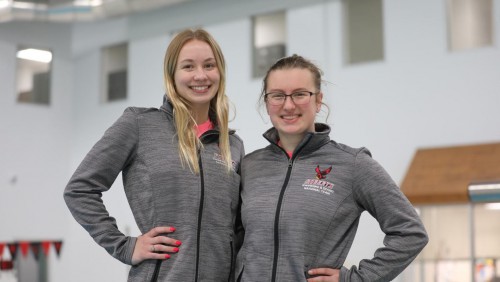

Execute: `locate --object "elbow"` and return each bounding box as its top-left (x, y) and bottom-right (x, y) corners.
top-left (63, 184), bottom-right (72, 206)
top-left (415, 226), bottom-right (429, 252)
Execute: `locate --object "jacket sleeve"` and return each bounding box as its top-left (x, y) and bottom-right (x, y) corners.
top-left (341, 149), bottom-right (428, 281)
top-left (63, 108), bottom-right (139, 265)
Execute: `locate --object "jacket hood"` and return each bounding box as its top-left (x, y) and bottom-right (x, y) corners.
top-left (160, 94), bottom-right (174, 116)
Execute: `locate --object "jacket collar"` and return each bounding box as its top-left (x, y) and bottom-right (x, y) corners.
top-left (159, 95), bottom-right (235, 143)
top-left (263, 123), bottom-right (331, 158)
top-left (159, 95), bottom-right (174, 117)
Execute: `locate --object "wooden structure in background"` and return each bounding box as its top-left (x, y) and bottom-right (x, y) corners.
top-left (401, 142), bottom-right (500, 204)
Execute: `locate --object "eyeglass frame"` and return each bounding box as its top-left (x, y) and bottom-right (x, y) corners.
top-left (264, 91), bottom-right (318, 106)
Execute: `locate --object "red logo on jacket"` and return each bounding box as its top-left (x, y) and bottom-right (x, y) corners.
top-left (315, 165), bottom-right (332, 179)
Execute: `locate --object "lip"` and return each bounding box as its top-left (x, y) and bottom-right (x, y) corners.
top-left (190, 85), bottom-right (211, 93)
top-left (280, 114), bottom-right (301, 122)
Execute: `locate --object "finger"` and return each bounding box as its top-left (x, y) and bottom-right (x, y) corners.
top-left (308, 268), bottom-right (337, 276)
top-left (150, 244), bottom-right (180, 254)
top-left (153, 235), bottom-right (182, 247)
top-left (149, 226), bottom-right (176, 237)
top-left (151, 252), bottom-right (172, 260)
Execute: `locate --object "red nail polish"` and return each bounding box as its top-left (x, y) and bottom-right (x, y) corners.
top-left (173, 247), bottom-right (179, 252)
top-left (175, 240), bottom-right (182, 246)
top-left (170, 227), bottom-right (176, 232)
top-left (165, 254), bottom-right (170, 259)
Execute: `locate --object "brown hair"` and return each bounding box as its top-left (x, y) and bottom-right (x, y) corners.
top-left (260, 54), bottom-right (323, 103)
top-left (259, 54), bottom-right (330, 121)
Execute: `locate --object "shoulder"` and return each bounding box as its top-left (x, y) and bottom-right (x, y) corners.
top-left (327, 140), bottom-right (372, 158)
top-left (242, 146), bottom-right (272, 163)
top-left (118, 106), bottom-right (169, 126)
top-left (123, 106), bottom-right (161, 116)
top-left (229, 131), bottom-right (244, 146)
top-left (228, 132), bottom-right (245, 157)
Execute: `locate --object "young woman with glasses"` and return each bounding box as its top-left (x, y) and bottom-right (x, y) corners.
top-left (235, 54), bottom-right (428, 281)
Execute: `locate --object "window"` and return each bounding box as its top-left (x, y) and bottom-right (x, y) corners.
top-left (342, 0), bottom-right (384, 65)
top-left (447, 0), bottom-right (493, 51)
top-left (412, 203), bottom-right (500, 281)
top-left (101, 42), bottom-right (128, 102)
top-left (252, 11), bottom-right (286, 78)
top-left (16, 47), bottom-right (52, 105)
top-left (419, 204), bottom-right (472, 282)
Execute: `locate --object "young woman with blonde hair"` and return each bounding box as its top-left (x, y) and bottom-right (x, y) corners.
top-left (65, 28), bottom-right (244, 281)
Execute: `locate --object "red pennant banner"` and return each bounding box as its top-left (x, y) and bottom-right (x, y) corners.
top-left (41, 241), bottom-right (51, 256)
top-left (53, 241), bottom-right (63, 257)
top-left (7, 243), bottom-right (18, 260)
top-left (30, 242), bottom-right (41, 261)
top-left (0, 240), bottom-right (63, 261)
top-left (19, 241), bottom-right (30, 258)
top-left (0, 243), bottom-right (5, 260)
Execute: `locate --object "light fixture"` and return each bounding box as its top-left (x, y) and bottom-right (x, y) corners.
top-left (16, 48), bottom-right (52, 63)
top-left (0, 0), bottom-right (11, 9)
top-left (74, 0), bottom-right (103, 7)
top-left (11, 1), bottom-right (47, 10)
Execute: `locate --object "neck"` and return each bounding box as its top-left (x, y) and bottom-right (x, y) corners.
top-left (278, 133), bottom-right (304, 153)
top-left (191, 104), bottom-right (210, 124)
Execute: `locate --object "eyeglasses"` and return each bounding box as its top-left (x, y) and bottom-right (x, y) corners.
top-left (264, 91), bottom-right (316, 106)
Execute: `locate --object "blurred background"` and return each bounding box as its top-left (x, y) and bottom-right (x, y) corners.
top-left (0, 0), bottom-right (499, 281)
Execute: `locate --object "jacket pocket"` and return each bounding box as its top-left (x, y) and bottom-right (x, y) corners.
top-left (227, 240), bottom-right (234, 282)
top-left (198, 229), bottom-right (234, 281)
top-left (127, 259), bottom-right (158, 282)
top-left (236, 265), bottom-right (244, 282)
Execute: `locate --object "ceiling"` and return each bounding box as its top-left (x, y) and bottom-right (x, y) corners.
top-left (0, 0), bottom-right (193, 23)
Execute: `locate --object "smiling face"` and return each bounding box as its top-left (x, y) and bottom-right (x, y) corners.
top-left (174, 39), bottom-right (220, 114)
top-left (265, 68), bottom-right (322, 140)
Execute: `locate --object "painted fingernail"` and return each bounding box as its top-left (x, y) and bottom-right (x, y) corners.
top-left (165, 254), bottom-right (170, 259)
top-left (173, 247), bottom-right (179, 252)
top-left (170, 227), bottom-right (176, 232)
top-left (175, 240), bottom-right (182, 246)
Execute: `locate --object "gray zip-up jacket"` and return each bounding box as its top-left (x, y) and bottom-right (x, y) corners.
top-left (64, 98), bottom-right (244, 282)
top-left (236, 124), bottom-right (428, 282)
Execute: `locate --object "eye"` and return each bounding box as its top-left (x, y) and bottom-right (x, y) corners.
top-left (181, 64), bottom-right (194, 70)
top-left (269, 93), bottom-right (285, 99)
top-left (293, 92), bottom-right (309, 98)
top-left (204, 62), bottom-right (216, 69)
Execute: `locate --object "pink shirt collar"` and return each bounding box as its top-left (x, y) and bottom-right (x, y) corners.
top-left (195, 119), bottom-right (214, 138)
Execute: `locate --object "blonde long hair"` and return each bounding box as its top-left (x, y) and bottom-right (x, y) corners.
top-left (163, 28), bottom-right (232, 174)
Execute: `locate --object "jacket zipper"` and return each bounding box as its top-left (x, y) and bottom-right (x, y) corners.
top-left (270, 137), bottom-right (310, 282)
top-left (271, 159), bottom-right (293, 282)
top-left (150, 151), bottom-right (205, 282)
top-left (194, 151), bottom-right (205, 282)
top-left (150, 260), bottom-right (162, 282)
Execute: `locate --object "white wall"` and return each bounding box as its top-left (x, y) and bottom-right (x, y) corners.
top-left (0, 21), bottom-right (74, 280)
top-left (1, 0), bottom-right (500, 281)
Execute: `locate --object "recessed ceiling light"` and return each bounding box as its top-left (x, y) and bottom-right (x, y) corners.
top-left (0, 0), bottom-right (11, 9)
top-left (74, 0), bottom-right (103, 7)
top-left (17, 48), bottom-right (52, 63)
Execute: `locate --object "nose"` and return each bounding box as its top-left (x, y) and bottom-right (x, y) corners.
top-left (282, 95), bottom-right (296, 110)
top-left (193, 67), bottom-right (207, 81)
